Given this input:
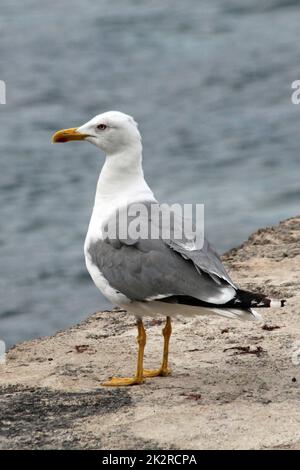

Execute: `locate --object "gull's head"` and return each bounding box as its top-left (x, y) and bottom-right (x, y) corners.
top-left (52, 111), bottom-right (141, 155)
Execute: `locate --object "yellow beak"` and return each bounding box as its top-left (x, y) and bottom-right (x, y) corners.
top-left (52, 127), bottom-right (89, 143)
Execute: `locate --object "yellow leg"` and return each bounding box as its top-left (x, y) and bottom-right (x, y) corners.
top-left (103, 319), bottom-right (146, 386)
top-left (143, 316), bottom-right (172, 378)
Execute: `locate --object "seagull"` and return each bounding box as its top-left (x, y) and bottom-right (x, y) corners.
top-left (52, 111), bottom-right (286, 387)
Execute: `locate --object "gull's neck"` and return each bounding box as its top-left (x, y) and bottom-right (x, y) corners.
top-left (91, 144), bottom-right (156, 229)
top-left (97, 145), bottom-right (154, 202)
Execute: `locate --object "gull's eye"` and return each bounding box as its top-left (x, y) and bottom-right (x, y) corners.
top-left (97, 124), bottom-right (107, 130)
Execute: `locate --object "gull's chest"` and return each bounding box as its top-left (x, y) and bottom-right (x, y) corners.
top-left (84, 244), bottom-right (130, 306)
top-left (84, 200), bottom-right (130, 306)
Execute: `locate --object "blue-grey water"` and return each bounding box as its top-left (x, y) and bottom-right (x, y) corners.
top-left (0, 0), bottom-right (299, 347)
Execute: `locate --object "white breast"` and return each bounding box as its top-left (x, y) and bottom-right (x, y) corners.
top-left (84, 247), bottom-right (130, 305)
top-left (84, 193), bottom-right (155, 307)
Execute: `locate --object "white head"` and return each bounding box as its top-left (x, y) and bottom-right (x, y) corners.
top-left (53, 111), bottom-right (155, 205)
top-left (52, 111), bottom-right (142, 155)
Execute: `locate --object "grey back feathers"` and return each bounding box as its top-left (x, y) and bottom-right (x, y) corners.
top-left (87, 202), bottom-right (236, 305)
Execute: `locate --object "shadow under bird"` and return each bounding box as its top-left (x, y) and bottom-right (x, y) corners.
top-left (52, 111), bottom-right (286, 386)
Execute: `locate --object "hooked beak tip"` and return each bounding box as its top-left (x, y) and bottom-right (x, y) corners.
top-left (52, 127), bottom-right (88, 143)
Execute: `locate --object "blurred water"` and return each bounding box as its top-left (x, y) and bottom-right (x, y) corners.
top-left (0, 0), bottom-right (299, 346)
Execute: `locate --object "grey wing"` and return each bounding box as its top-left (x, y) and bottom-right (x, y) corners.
top-left (166, 236), bottom-right (236, 288)
top-left (88, 203), bottom-right (236, 304)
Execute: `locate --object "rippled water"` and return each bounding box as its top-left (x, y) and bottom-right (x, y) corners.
top-left (0, 0), bottom-right (299, 346)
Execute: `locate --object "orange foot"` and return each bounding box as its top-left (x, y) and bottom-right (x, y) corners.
top-left (102, 376), bottom-right (144, 387)
top-left (143, 368), bottom-right (171, 378)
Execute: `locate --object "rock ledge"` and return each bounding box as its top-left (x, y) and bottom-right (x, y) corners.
top-left (1, 217), bottom-right (300, 449)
